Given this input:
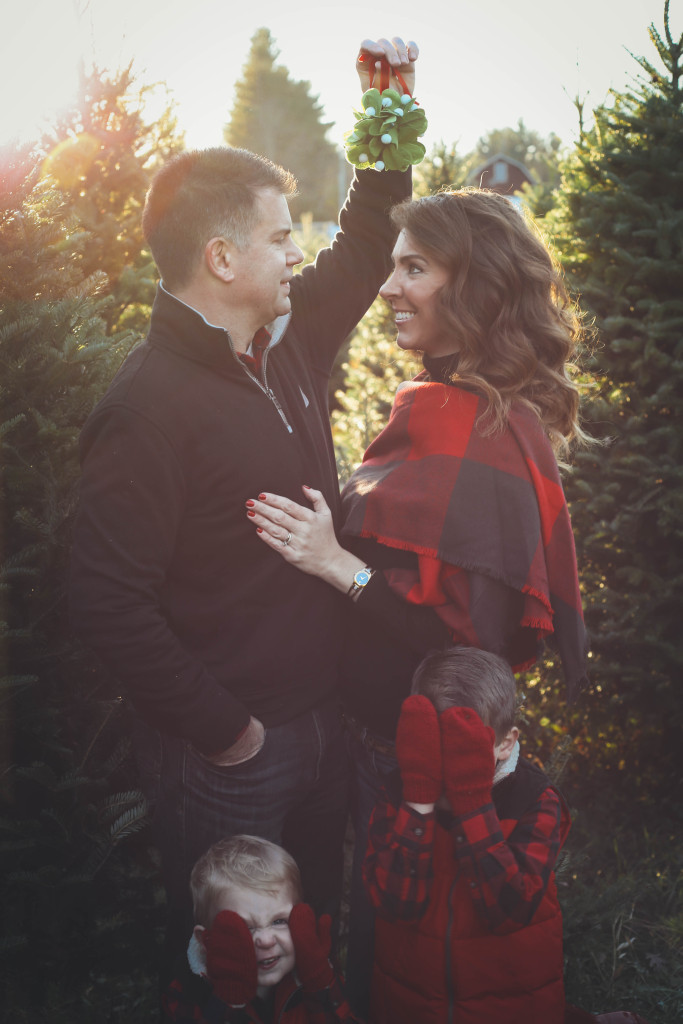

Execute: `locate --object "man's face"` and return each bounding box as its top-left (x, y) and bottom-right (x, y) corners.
top-left (213, 883), bottom-right (296, 995)
top-left (230, 188), bottom-right (304, 329)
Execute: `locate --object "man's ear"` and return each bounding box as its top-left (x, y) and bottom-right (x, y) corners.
top-left (205, 236), bottom-right (235, 282)
top-left (193, 923), bottom-right (207, 949)
top-left (496, 725), bottom-right (519, 763)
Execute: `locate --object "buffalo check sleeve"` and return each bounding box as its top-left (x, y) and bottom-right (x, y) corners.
top-left (452, 785), bottom-right (564, 933)
top-left (362, 789), bottom-right (435, 921)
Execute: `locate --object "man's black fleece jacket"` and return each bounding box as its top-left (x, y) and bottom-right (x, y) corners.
top-left (68, 168), bottom-right (412, 757)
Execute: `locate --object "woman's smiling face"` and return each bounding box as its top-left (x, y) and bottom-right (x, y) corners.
top-left (379, 230), bottom-right (457, 358)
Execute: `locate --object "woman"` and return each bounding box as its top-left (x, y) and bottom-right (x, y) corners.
top-left (245, 187), bottom-right (589, 1010)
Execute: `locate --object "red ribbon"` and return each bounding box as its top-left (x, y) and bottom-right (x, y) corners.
top-left (358, 54), bottom-right (411, 96)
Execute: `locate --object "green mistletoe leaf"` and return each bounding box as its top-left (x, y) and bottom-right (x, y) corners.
top-left (399, 142), bottom-right (426, 165)
top-left (361, 88), bottom-right (381, 112)
top-left (346, 143), bottom-right (371, 164)
top-left (380, 88), bottom-right (402, 106)
top-left (397, 129), bottom-right (421, 145)
top-left (402, 109), bottom-right (428, 132)
top-left (346, 92), bottom-right (427, 169)
top-left (379, 127), bottom-right (399, 146)
top-left (381, 146), bottom-right (404, 171)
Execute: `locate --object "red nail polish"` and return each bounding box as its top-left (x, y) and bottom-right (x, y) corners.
top-left (247, 510), bottom-right (256, 517)
top-left (258, 493), bottom-right (266, 500)
top-left (245, 499), bottom-right (255, 507)
top-left (256, 527), bottom-right (263, 533)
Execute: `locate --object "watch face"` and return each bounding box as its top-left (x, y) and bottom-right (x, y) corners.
top-left (355, 569), bottom-right (371, 587)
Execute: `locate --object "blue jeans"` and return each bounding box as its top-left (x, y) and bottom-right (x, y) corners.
top-left (344, 727), bottom-right (398, 1018)
top-left (133, 699), bottom-right (349, 977)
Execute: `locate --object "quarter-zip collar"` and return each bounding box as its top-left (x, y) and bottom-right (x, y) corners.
top-left (149, 283), bottom-right (291, 378)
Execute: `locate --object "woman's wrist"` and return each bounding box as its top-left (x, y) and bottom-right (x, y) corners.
top-left (319, 549), bottom-right (368, 594)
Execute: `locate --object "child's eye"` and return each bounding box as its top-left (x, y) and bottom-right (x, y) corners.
top-left (273, 918), bottom-right (289, 926)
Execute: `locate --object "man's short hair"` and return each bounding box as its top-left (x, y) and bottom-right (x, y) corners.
top-left (142, 147), bottom-right (297, 291)
top-left (412, 646), bottom-right (517, 741)
top-left (190, 834), bottom-right (303, 928)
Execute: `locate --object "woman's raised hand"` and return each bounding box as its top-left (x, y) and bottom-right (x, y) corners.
top-left (246, 486), bottom-right (366, 592)
top-left (356, 37), bottom-right (419, 96)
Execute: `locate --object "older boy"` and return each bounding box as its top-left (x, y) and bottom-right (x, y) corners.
top-left (163, 835), bottom-right (361, 1023)
top-left (363, 646), bottom-right (571, 1024)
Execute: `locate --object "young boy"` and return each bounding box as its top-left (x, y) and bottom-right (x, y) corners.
top-left (163, 835), bottom-right (360, 1023)
top-left (363, 646), bottom-right (571, 1024)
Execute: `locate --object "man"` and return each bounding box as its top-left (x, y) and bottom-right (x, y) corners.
top-left (68, 36), bottom-right (417, 970)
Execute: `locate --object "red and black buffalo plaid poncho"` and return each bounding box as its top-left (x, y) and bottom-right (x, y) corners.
top-left (340, 378), bottom-right (588, 700)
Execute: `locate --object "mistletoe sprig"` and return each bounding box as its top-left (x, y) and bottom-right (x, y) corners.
top-left (344, 87), bottom-right (428, 172)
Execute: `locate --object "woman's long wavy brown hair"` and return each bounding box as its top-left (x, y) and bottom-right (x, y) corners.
top-left (390, 188), bottom-right (590, 457)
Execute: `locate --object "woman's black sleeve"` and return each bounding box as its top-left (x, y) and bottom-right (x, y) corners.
top-left (354, 569), bottom-right (452, 654)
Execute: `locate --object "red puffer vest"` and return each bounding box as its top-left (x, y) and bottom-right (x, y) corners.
top-left (370, 759), bottom-right (571, 1024)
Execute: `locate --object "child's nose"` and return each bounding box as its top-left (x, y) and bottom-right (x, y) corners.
top-left (254, 927), bottom-right (276, 948)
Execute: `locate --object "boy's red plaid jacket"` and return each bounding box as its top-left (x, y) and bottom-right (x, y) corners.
top-left (364, 757), bottom-right (571, 1023)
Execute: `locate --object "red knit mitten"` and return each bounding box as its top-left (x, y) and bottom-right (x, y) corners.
top-left (288, 903), bottom-right (335, 993)
top-left (203, 909), bottom-right (258, 1007)
top-left (441, 706), bottom-right (496, 816)
top-left (395, 695), bottom-right (443, 804)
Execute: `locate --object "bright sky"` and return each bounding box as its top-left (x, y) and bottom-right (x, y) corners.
top-left (0, 0), bottom-right (671, 156)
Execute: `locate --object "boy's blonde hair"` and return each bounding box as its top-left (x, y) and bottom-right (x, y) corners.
top-left (190, 835), bottom-right (303, 928)
top-left (412, 646), bottom-right (517, 743)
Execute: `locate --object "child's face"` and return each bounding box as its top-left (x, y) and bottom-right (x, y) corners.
top-left (214, 883), bottom-right (296, 992)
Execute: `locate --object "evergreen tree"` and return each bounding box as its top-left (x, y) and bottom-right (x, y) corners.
top-left (540, 1), bottom-right (683, 788)
top-left (40, 64), bottom-right (182, 334)
top-left (225, 28), bottom-right (342, 222)
top-left (0, 121), bottom-right (162, 1023)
